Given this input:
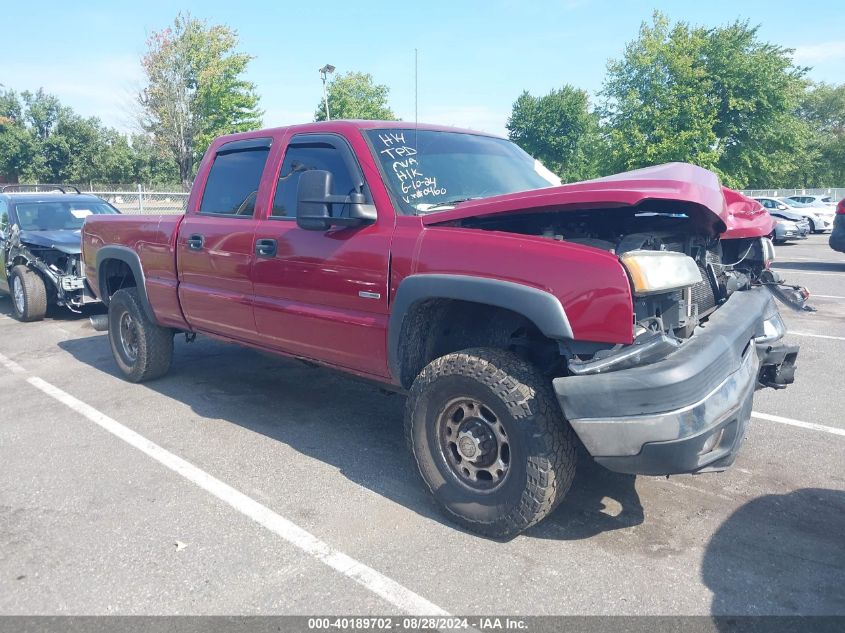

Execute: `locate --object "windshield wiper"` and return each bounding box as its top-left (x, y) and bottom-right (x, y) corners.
top-left (416, 197), bottom-right (477, 214)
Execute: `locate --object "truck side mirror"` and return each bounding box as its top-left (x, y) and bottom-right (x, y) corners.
top-left (296, 169), bottom-right (377, 231)
top-left (296, 170), bottom-right (333, 231)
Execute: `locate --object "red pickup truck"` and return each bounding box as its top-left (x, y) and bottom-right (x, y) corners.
top-left (82, 121), bottom-right (799, 537)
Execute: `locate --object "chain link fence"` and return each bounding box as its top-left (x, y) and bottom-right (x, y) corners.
top-left (82, 185), bottom-right (188, 215)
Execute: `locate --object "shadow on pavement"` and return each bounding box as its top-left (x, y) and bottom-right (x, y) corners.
top-left (773, 261), bottom-right (845, 273)
top-left (57, 332), bottom-right (643, 542)
top-left (529, 453), bottom-right (644, 539)
top-left (702, 488), bottom-right (845, 616)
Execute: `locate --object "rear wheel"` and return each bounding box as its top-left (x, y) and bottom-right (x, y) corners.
top-left (809, 219), bottom-right (817, 233)
top-left (9, 265), bottom-right (47, 322)
top-left (108, 287), bottom-right (173, 382)
top-left (405, 347), bottom-right (576, 538)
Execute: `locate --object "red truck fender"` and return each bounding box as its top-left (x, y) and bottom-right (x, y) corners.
top-left (93, 245), bottom-right (158, 324)
top-left (388, 274), bottom-right (574, 387)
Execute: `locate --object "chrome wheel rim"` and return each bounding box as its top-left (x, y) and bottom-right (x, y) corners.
top-left (118, 311), bottom-right (139, 362)
top-left (12, 276), bottom-right (25, 314)
top-left (437, 397), bottom-right (510, 491)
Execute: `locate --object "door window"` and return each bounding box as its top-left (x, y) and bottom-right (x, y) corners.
top-left (271, 142), bottom-right (358, 219)
top-left (200, 143), bottom-right (271, 216)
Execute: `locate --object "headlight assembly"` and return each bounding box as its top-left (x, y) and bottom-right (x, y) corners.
top-left (760, 237), bottom-right (775, 268)
top-left (620, 250), bottom-right (703, 296)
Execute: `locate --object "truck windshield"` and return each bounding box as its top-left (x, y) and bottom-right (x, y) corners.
top-left (365, 129), bottom-right (561, 214)
top-left (14, 201), bottom-right (117, 231)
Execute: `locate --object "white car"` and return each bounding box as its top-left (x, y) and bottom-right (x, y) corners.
top-left (784, 194), bottom-right (836, 208)
top-left (753, 196), bottom-right (833, 234)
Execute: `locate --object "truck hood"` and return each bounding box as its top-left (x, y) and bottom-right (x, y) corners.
top-left (423, 162), bottom-right (773, 238)
top-left (19, 229), bottom-right (82, 255)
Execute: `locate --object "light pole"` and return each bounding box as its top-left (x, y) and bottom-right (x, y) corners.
top-left (319, 64), bottom-right (335, 120)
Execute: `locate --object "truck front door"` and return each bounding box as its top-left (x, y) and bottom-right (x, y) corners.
top-left (251, 133), bottom-right (393, 378)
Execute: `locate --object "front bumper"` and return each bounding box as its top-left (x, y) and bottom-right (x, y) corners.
top-left (553, 287), bottom-right (798, 475)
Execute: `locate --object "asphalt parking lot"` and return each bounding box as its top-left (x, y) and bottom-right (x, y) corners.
top-left (0, 234), bottom-right (843, 618)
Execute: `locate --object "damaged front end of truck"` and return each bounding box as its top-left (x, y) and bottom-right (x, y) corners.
top-left (420, 161), bottom-right (804, 476)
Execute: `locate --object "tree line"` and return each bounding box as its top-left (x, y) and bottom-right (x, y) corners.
top-left (1, 11), bottom-right (843, 190)
top-left (507, 13), bottom-right (845, 189)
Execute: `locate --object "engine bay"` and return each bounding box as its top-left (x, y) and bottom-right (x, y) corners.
top-left (456, 205), bottom-right (773, 340)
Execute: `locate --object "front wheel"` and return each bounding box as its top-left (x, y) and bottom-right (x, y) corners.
top-left (108, 288), bottom-right (173, 382)
top-left (405, 348), bottom-right (576, 538)
top-left (9, 265), bottom-right (47, 322)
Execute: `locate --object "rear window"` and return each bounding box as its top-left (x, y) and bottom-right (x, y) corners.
top-left (200, 144), bottom-right (270, 216)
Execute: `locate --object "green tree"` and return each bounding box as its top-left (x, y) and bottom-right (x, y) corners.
top-left (21, 88), bottom-right (62, 141)
top-left (0, 86), bottom-right (181, 186)
top-left (798, 82), bottom-right (845, 186)
top-left (127, 133), bottom-right (181, 185)
top-left (314, 71), bottom-right (396, 122)
top-left (138, 13), bottom-right (263, 189)
top-left (0, 87), bottom-right (23, 124)
top-left (0, 119), bottom-right (37, 183)
top-left (0, 88), bottom-right (39, 182)
top-left (600, 12), bottom-right (806, 188)
top-left (506, 86), bottom-right (599, 182)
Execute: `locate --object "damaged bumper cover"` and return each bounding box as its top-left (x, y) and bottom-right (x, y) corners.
top-left (553, 287), bottom-right (797, 475)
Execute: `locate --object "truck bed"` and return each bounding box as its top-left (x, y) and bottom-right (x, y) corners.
top-left (82, 214), bottom-right (187, 329)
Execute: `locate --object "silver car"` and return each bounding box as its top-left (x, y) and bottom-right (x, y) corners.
top-left (754, 197), bottom-right (832, 234)
top-left (772, 218), bottom-right (808, 244)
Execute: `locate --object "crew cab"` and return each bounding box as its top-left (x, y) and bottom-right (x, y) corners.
top-left (82, 121), bottom-right (800, 537)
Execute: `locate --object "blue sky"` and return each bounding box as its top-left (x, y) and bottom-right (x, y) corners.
top-left (3, 0), bottom-right (845, 136)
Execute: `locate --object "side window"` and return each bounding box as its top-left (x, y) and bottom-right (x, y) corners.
top-left (200, 145), bottom-right (270, 216)
top-left (271, 142), bottom-right (357, 218)
top-left (0, 200), bottom-right (8, 231)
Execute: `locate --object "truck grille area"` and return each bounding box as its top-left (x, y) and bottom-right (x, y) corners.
top-left (691, 272), bottom-right (716, 314)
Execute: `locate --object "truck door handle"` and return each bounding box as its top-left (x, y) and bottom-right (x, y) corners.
top-left (255, 238), bottom-right (277, 258)
top-left (187, 234), bottom-right (204, 250)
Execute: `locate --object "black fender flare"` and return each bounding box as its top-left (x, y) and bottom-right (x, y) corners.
top-left (387, 274), bottom-right (574, 382)
top-left (95, 246), bottom-right (157, 323)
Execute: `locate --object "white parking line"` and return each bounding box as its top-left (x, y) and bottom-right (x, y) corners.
top-left (811, 294), bottom-right (845, 300)
top-left (773, 269), bottom-right (842, 277)
top-left (0, 352), bottom-right (26, 374)
top-left (0, 355), bottom-right (449, 616)
top-left (752, 412), bottom-right (845, 437)
top-left (789, 331), bottom-right (845, 342)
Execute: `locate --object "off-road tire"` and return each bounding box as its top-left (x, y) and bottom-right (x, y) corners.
top-left (108, 287), bottom-right (173, 383)
top-left (9, 265), bottom-right (47, 322)
top-left (405, 347), bottom-right (576, 538)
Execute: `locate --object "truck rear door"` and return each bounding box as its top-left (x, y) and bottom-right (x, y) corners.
top-left (176, 137), bottom-right (272, 341)
top-left (251, 133), bottom-right (393, 378)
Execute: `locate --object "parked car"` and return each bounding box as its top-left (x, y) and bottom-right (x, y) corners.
top-left (82, 122), bottom-right (800, 537)
top-left (830, 198), bottom-right (845, 253)
top-left (754, 196), bottom-right (831, 233)
top-left (0, 185), bottom-right (119, 321)
top-left (773, 218), bottom-right (806, 244)
top-left (784, 194), bottom-right (836, 208)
